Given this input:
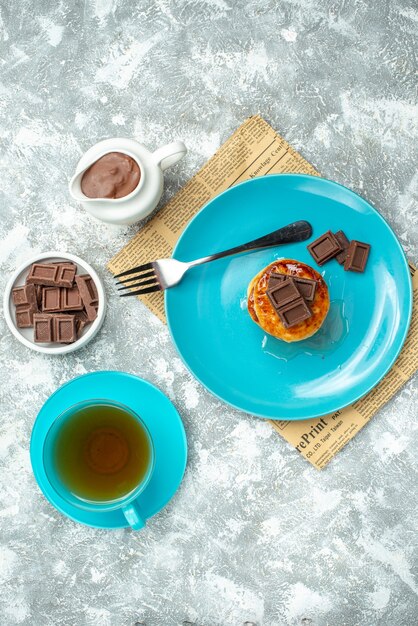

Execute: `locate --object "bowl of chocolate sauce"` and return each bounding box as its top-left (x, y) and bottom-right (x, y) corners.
top-left (69, 138), bottom-right (187, 225)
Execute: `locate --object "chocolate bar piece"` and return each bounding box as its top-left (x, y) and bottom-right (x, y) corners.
top-left (268, 273), bottom-right (286, 289)
top-left (12, 284), bottom-right (37, 307)
top-left (35, 285), bottom-right (43, 307)
top-left (334, 230), bottom-right (350, 265)
top-left (293, 277), bottom-right (317, 302)
top-left (26, 263), bottom-right (59, 286)
top-left (41, 285), bottom-right (84, 313)
top-left (344, 240), bottom-right (371, 273)
top-left (307, 231), bottom-right (342, 265)
top-left (13, 284), bottom-right (39, 327)
top-left (16, 306), bottom-right (35, 328)
top-left (73, 310), bottom-right (89, 336)
top-left (267, 278), bottom-right (301, 310)
top-left (54, 315), bottom-right (77, 343)
top-left (42, 287), bottom-right (62, 312)
top-left (268, 273), bottom-right (317, 303)
top-left (56, 264), bottom-right (76, 288)
top-left (75, 274), bottom-right (98, 321)
top-left (33, 314), bottom-right (54, 342)
top-left (277, 297), bottom-right (312, 328)
top-left (61, 286), bottom-right (83, 311)
top-left (26, 262), bottom-right (76, 288)
top-left (33, 313), bottom-right (77, 343)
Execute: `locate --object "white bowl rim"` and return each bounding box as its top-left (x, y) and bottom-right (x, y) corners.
top-left (3, 251), bottom-right (106, 355)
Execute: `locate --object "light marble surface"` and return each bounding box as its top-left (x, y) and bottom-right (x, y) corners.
top-left (0, 1), bottom-right (417, 625)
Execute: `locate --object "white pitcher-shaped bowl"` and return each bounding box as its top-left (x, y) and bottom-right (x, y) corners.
top-left (69, 138), bottom-right (187, 225)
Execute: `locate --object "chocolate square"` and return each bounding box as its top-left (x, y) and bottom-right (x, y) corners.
top-left (267, 278), bottom-right (301, 310)
top-left (75, 274), bottom-right (99, 320)
top-left (74, 310), bottom-right (89, 336)
top-left (54, 315), bottom-right (77, 343)
top-left (16, 306), bottom-right (34, 328)
top-left (267, 273), bottom-right (286, 290)
top-left (62, 286), bottom-right (84, 311)
top-left (293, 277), bottom-right (317, 302)
top-left (33, 314), bottom-right (54, 342)
top-left (80, 275), bottom-right (98, 303)
top-left (277, 297), bottom-right (312, 328)
top-left (334, 230), bottom-right (350, 265)
top-left (42, 287), bottom-right (62, 312)
top-left (307, 231), bottom-right (342, 265)
top-left (12, 284), bottom-right (37, 307)
top-left (344, 240), bottom-right (371, 273)
top-left (26, 263), bottom-right (59, 286)
top-left (57, 264), bottom-right (76, 288)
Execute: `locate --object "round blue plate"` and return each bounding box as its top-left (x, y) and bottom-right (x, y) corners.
top-left (30, 371), bottom-right (187, 529)
top-left (165, 174), bottom-right (412, 420)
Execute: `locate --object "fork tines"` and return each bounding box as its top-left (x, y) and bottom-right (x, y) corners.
top-left (115, 262), bottom-right (162, 297)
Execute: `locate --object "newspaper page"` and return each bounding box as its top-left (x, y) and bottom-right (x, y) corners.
top-left (108, 115), bottom-right (417, 469)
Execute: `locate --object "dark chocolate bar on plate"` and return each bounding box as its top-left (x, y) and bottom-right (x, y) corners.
top-left (277, 297), bottom-right (312, 328)
top-left (334, 230), bottom-right (350, 265)
top-left (307, 231), bottom-right (342, 265)
top-left (267, 278), bottom-right (301, 309)
top-left (344, 240), bottom-right (371, 272)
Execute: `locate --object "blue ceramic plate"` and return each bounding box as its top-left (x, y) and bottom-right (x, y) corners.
top-left (30, 372), bottom-right (187, 529)
top-left (165, 174), bottom-right (412, 420)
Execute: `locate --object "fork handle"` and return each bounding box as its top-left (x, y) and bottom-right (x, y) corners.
top-left (188, 220), bottom-right (312, 267)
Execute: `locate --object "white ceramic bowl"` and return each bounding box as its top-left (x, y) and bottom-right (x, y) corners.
top-left (3, 252), bottom-right (106, 355)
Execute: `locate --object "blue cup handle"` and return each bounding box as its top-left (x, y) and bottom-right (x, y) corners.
top-left (122, 501), bottom-right (146, 530)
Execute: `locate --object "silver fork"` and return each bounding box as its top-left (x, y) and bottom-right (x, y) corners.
top-left (115, 220), bottom-right (312, 296)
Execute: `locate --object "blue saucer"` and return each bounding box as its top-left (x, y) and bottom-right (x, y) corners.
top-left (30, 371), bottom-right (187, 529)
top-left (166, 174), bottom-right (412, 420)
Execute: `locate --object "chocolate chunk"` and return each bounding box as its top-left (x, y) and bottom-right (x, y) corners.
top-left (33, 313), bottom-right (77, 343)
top-left (26, 263), bottom-right (59, 286)
top-left (35, 285), bottom-right (43, 307)
top-left (293, 277), bottom-right (317, 302)
top-left (73, 310), bottom-right (89, 336)
top-left (33, 314), bottom-right (54, 342)
top-left (344, 240), bottom-right (371, 273)
top-left (61, 286), bottom-right (84, 311)
top-left (56, 264), bottom-right (76, 288)
top-left (16, 306), bottom-right (35, 328)
top-left (13, 284), bottom-right (39, 327)
top-left (42, 287), bottom-right (62, 312)
top-left (334, 230), bottom-right (350, 265)
top-left (12, 284), bottom-right (37, 307)
top-left (268, 273), bottom-right (317, 303)
top-left (307, 231), bottom-right (342, 265)
top-left (267, 278), bottom-right (301, 310)
top-left (27, 262), bottom-right (76, 288)
top-left (54, 314), bottom-right (77, 343)
top-left (267, 273), bottom-right (287, 289)
top-left (75, 274), bottom-right (99, 321)
top-left (277, 297), bottom-right (312, 328)
top-left (41, 285), bottom-right (84, 313)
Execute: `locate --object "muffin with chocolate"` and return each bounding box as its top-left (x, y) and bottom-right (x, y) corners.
top-left (247, 259), bottom-right (329, 342)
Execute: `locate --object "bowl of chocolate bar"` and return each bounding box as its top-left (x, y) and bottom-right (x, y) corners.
top-left (3, 252), bottom-right (106, 355)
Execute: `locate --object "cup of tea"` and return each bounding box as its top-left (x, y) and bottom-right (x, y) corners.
top-left (42, 399), bottom-right (154, 530)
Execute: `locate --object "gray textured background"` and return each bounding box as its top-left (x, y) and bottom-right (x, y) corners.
top-left (0, 1), bottom-right (417, 625)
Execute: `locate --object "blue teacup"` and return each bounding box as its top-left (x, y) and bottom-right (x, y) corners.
top-left (42, 399), bottom-right (155, 530)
